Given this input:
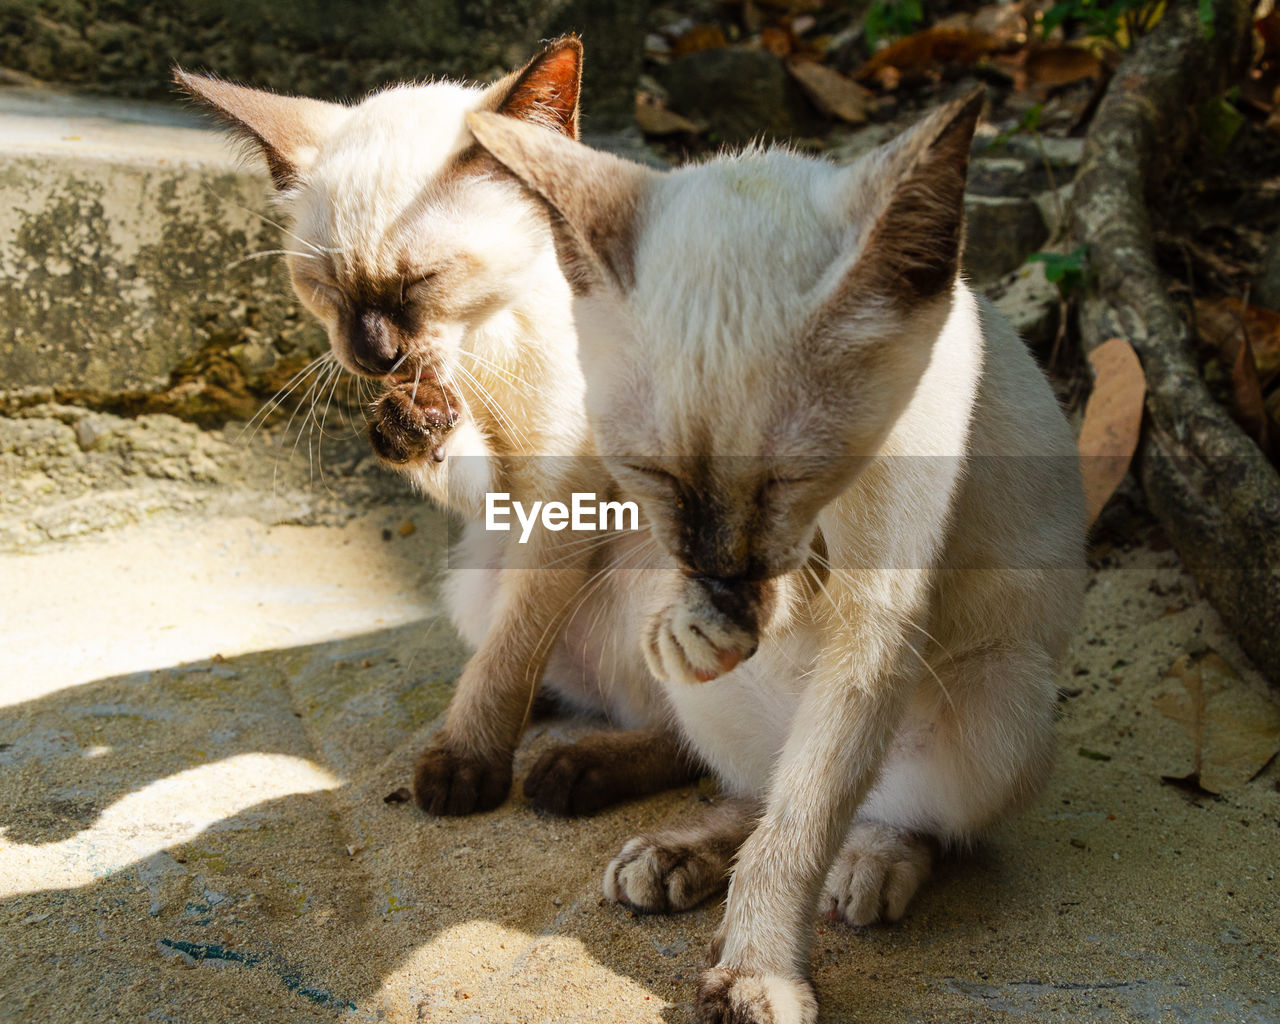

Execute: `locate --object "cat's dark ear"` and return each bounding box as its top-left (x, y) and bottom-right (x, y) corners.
top-left (468, 110), bottom-right (657, 291)
top-left (843, 90), bottom-right (984, 306)
top-left (482, 36), bottom-right (583, 139)
top-left (173, 68), bottom-right (345, 190)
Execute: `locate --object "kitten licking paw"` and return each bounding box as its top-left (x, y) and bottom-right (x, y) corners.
top-left (368, 372), bottom-right (464, 466)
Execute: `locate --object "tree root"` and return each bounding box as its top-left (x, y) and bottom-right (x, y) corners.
top-left (1071, 0), bottom-right (1280, 685)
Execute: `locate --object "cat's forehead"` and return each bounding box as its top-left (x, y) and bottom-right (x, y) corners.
top-left (285, 83), bottom-right (501, 277)
top-left (314, 83), bottom-right (478, 181)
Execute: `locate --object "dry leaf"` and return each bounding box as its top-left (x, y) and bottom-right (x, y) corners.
top-left (1153, 651), bottom-right (1280, 794)
top-left (760, 26), bottom-right (793, 57)
top-left (1195, 296), bottom-right (1280, 457)
top-left (1021, 44), bottom-right (1103, 88)
top-left (857, 28), bottom-right (1005, 80)
top-left (634, 96), bottom-right (701, 135)
top-left (786, 59), bottom-right (871, 123)
top-left (1077, 337), bottom-right (1145, 528)
top-left (674, 24), bottom-right (728, 55)
top-left (1195, 296), bottom-right (1280, 384)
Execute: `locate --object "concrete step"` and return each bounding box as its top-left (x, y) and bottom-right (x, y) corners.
top-left (0, 86), bottom-right (323, 408)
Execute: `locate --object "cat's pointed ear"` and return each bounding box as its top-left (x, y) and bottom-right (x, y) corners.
top-left (842, 89), bottom-right (984, 306)
top-left (468, 110), bottom-right (657, 290)
top-left (482, 35), bottom-right (583, 139)
top-left (173, 68), bottom-right (345, 190)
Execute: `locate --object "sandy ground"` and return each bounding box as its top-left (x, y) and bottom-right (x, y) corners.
top-left (1, 409), bottom-right (1277, 1024)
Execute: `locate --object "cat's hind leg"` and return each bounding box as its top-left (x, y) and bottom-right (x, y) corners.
top-left (604, 798), bottom-right (758, 914)
top-left (524, 726), bottom-right (702, 817)
top-left (820, 823), bottom-right (935, 926)
top-left (821, 643), bottom-right (1056, 927)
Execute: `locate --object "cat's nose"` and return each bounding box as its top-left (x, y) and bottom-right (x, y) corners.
top-left (348, 309), bottom-right (401, 375)
top-left (693, 574), bottom-right (761, 640)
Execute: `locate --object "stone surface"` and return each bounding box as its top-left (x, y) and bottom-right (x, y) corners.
top-left (655, 47), bottom-right (824, 145)
top-left (985, 259), bottom-right (1062, 355)
top-left (963, 194), bottom-right (1050, 284)
top-left (1, 431), bottom-right (1277, 1022)
top-left (0, 0), bottom-right (647, 113)
top-left (0, 87), bottom-right (324, 410)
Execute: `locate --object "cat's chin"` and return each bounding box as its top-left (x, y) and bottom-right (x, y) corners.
top-left (368, 377), bottom-right (466, 466)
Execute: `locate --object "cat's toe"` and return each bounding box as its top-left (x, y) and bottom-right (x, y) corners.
top-left (603, 835), bottom-right (728, 913)
top-left (697, 967), bottom-right (817, 1024)
top-left (821, 822), bottom-right (933, 927)
top-left (523, 743), bottom-right (618, 817)
top-left (413, 743), bottom-right (511, 816)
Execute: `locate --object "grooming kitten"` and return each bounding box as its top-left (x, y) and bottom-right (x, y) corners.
top-left (177, 40), bottom-right (696, 818)
top-left (469, 93), bottom-right (1086, 1023)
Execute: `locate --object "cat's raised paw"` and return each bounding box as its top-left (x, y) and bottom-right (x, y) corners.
top-left (523, 743), bottom-right (619, 817)
top-left (603, 834), bottom-right (730, 913)
top-left (413, 744), bottom-right (511, 816)
top-left (821, 822), bottom-right (933, 927)
top-left (697, 967), bottom-right (817, 1024)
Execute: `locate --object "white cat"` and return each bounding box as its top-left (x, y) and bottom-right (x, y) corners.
top-left (469, 93), bottom-right (1087, 1024)
top-left (178, 40), bottom-right (695, 818)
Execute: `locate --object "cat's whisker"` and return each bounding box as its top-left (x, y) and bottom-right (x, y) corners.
top-left (225, 249), bottom-right (325, 271)
top-left (449, 361), bottom-right (531, 451)
top-left (519, 538), bottom-right (654, 730)
top-left (459, 348), bottom-right (536, 393)
top-left (409, 364), bottom-right (422, 407)
top-left (198, 182), bottom-right (344, 257)
top-left (239, 352), bottom-right (333, 444)
top-left (802, 557), bottom-right (960, 724)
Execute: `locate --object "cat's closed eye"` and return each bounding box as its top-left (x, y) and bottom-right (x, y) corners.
top-left (298, 275), bottom-right (342, 308)
top-left (403, 271), bottom-right (439, 301)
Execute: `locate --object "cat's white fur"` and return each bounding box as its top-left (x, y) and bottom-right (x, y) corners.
top-left (178, 46), bottom-right (687, 817)
top-left (469, 95), bottom-right (1086, 1024)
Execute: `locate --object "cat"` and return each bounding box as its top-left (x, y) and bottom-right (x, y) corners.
top-left (467, 92), bottom-right (1087, 1024)
top-left (176, 39), bottom-right (697, 819)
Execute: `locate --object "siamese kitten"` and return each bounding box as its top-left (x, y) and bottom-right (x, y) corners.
top-left (177, 40), bottom-right (695, 819)
top-left (469, 93), bottom-right (1086, 1024)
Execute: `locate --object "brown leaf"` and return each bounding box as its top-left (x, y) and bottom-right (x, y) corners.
top-left (1153, 651), bottom-right (1280, 794)
top-left (674, 24), bottom-right (728, 55)
top-left (1020, 44), bottom-right (1103, 88)
top-left (634, 95), bottom-right (701, 136)
top-left (856, 28), bottom-right (1006, 80)
top-left (760, 26), bottom-right (793, 57)
top-left (1195, 296), bottom-right (1280, 384)
top-left (1077, 337), bottom-right (1146, 528)
top-left (1195, 296), bottom-right (1280, 457)
top-left (786, 59), bottom-right (871, 123)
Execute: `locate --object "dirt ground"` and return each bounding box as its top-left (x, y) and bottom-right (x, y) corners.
top-left (0, 406), bottom-right (1277, 1024)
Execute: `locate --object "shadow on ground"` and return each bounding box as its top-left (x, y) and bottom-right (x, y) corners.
top-left (2, 546), bottom-right (1278, 1023)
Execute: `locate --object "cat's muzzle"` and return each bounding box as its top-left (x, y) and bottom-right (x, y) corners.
top-left (646, 575), bottom-right (763, 685)
top-left (369, 376), bottom-right (465, 465)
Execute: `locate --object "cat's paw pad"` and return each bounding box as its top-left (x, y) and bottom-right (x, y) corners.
top-left (523, 743), bottom-right (618, 817)
top-left (603, 835), bottom-right (729, 913)
top-left (413, 744), bottom-right (511, 816)
top-left (696, 967), bottom-right (817, 1024)
top-left (821, 823), bottom-right (933, 927)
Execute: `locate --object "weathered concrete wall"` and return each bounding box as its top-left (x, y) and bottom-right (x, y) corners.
top-left (0, 90), bottom-right (324, 421)
top-left (0, 0), bottom-right (646, 119)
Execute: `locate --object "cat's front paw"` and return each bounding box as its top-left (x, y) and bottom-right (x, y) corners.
top-left (603, 834), bottom-right (730, 913)
top-left (413, 743), bottom-right (511, 816)
top-left (697, 967), bottom-right (817, 1024)
top-left (821, 822), bottom-right (933, 926)
top-left (523, 743), bottom-right (619, 817)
